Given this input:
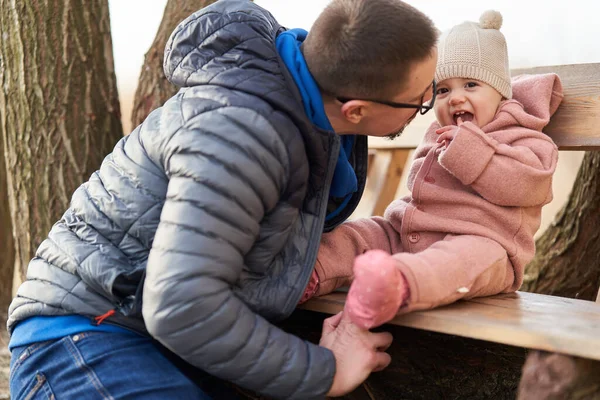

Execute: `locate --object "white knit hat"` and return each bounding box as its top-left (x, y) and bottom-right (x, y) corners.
top-left (435, 10), bottom-right (512, 99)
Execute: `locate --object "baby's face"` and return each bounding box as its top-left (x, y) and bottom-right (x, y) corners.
top-left (433, 78), bottom-right (503, 128)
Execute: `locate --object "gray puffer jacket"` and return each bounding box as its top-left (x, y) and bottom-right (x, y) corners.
top-left (8, 1), bottom-right (368, 399)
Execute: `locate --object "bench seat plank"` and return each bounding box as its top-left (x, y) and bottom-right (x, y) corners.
top-left (300, 291), bottom-right (600, 361)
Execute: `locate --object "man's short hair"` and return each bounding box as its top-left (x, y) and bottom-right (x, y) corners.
top-left (303, 0), bottom-right (437, 99)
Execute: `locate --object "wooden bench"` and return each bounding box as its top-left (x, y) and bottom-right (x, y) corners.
top-left (299, 63), bottom-right (600, 399)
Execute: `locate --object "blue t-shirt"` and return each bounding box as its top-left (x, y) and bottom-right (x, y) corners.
top-left (9, 315), bottom-right (135, 350)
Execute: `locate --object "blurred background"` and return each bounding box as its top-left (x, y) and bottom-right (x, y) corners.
top-left (108, 0), bottom-right (600, 234)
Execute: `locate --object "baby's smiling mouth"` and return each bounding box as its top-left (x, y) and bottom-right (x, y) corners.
top-left (453, 111), bottom-right (474, 125)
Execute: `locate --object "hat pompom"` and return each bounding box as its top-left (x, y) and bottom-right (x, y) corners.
top-left (479, 10), bottom-right (503, 30)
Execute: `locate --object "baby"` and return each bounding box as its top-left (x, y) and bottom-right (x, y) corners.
top-left (302, 10), bottom-right (564, 328)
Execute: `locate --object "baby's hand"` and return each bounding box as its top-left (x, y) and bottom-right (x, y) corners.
top-left (345, 250), bottom-right (409, 329)
top-left (435, 125), bottom-right (459, 148)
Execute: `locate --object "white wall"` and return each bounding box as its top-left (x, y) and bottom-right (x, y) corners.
top-left (256, 0), bottom-right (600, 68)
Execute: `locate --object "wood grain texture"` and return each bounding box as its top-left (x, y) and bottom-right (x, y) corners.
top-left (372, 149), bottom-right (410, 216)
top-left (0, 0), bottom-right (123, 281)
top-left (351, 149), bottom-right (411, 217)
top-left (300, 291), bottom-right (600, 361)
top-left (513, 63), bottom-right (600, 150)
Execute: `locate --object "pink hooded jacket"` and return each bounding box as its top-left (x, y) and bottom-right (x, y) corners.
top-left (316, 73), bottom-right (563, 312)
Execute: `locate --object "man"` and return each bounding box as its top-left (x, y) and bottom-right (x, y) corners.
top-left (8, 0), bottom-right (437, 398)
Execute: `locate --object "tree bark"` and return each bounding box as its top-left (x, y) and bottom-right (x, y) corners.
top-left (518, 351), bottom-right (600, 400)
top-left (130, 0), bottom-right (220, 128)
top-left (0, 0), bottom-right (123, 282)
top-left (0, 21), bottom-right (12, 307)
top-left (0, 125), bottom-right (14, 310)
top-left (517, 152), bottom-right (600, 399)
top-left (522, 151), bottom-right (600, 300)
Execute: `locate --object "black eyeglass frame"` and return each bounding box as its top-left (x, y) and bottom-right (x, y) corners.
top-left (337, 80), bottom-right (437, 115)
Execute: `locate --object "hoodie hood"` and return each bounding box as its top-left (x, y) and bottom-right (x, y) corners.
top-left (164, 0), bottom-right (284, 92)
top-left (485, 73), bottom-right (563, 133)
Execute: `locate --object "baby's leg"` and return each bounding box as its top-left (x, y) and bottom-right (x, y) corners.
top-left (298, 269), bottom-right (321, 304)
top-left (299, 216), bottom-right (405, 305)
top-left (388, 234), bottom-right (515, 310)
top-left (297, 260), bottom-right (355, 304)
top-left (345, 250), bottom-right (409, 329)
top-left (345, 235), bottom-right (516, 329)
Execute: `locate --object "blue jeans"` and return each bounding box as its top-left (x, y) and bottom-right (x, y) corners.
top-left (9, 331), bottom-right (242, 399)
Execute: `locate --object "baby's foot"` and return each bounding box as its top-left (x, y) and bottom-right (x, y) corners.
top-left (346, 250), bottom-right (408, 329)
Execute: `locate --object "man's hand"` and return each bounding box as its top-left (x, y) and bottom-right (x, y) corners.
top-left (319, 311), bottom-right (393, 397)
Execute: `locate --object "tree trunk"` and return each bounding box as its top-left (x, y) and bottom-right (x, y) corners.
top-left (518, 351), bottom-right (600, 400)
top-left (522, 151), bottom-right (600, 300)
top-left (130, 0), bottom-right (220, 128)
top-left (0, 0), bottom-right (123, 282)
top-left (517, 152), bottom-right (600, 399)
top-left (0, 30), bottom-right (13, 307)
top-left (0, 129), bottom-right (14, 310)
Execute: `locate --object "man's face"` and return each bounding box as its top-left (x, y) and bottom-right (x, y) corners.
top-left (354, 48), bottom-right (438, 139)
top-left (434, 78), bottom-right (503, 128)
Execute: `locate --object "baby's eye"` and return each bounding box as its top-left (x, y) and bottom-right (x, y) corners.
top-left (436, 88), bottom-right (448, 95)
top-left (465, 81), bottom-right (478, 88)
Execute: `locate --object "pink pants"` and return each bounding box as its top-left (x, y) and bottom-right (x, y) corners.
top-left (300, 232), bottom-right (512, 329)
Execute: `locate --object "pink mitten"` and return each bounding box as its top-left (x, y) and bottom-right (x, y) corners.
top-left (345, 250), bottom-right (409, 329)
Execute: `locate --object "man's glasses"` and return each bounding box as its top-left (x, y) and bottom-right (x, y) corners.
top-left (337, 80), bottom-right (437, 115)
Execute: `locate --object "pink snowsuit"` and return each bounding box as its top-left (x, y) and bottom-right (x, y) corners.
top-left (303, 73), bottom-right (563, 328)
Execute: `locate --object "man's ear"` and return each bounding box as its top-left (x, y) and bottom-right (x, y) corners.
top-left (340, 100), bottom-right (370, 125)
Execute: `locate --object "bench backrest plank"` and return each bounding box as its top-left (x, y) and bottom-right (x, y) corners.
top-left (368, 62), bottom-right (600, 151)
top-left (512, 63), bottom-right (600, 150)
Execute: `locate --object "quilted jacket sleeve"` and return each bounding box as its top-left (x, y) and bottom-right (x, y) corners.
top-left (142, 106), bottom-right (335, 399)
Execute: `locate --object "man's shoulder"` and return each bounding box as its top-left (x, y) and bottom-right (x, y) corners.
top-left (164, 0), bottom-right (282, 89)
top-left (176, 86), bottom-right (294, 129)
